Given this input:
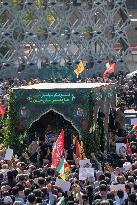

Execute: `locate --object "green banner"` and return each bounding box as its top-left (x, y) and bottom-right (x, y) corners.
top-left (27, 91), bottom-right (76, 104)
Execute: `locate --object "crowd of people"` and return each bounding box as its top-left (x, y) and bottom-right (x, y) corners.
top-left (117, 74), bottom-right (137, 110)
top-left (0, 71), bottom-right (137, 205)
top-left (0, 127), bottom-right (137, 205)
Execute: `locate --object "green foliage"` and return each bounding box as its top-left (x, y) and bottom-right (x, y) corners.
top-left (82, 131), bottom-right (92, 157)
top-left (2, 90), bottom-right (25, 154)
top-left (0, 117), bottom-right (4, 144)
top-left (82, 92), bottom-right (102, 156)
top-left (93, 123), bottom-right (101, 155)
top-left (2, 90), bottom-right (15, 148)
top-left (83, 123), bottom-right (102, 157)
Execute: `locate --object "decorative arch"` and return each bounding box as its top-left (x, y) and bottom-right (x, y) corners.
top-left (26, 109), bottom-right (80, 154)
top-left (26, 108), bottom-right (80, 136)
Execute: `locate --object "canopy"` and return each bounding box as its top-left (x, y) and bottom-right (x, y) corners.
top-left (13, 82), bottom-right (112, 90)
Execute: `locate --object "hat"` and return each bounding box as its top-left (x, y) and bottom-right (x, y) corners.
top-left (4, 196), bottom-right (12, 203)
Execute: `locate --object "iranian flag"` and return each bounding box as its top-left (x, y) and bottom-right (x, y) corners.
top-left (52, 129), bottom-right (64, 169)
top-left (57, 157), bottom-right (70, 181)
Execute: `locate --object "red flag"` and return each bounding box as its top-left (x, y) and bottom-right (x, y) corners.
top-left (106, 63), bottom-right (116, 73)
top-left (0, 105), bottom-right (6, 116)
top-left (102, 72), bottom-right (107, 79)
top-left (103, 62), bottom-right (116, 79)
top-left (52, 129), bottom-right (64, 169)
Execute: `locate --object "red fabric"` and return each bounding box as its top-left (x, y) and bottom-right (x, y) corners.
top-left (64, 161), bottom-right (70, 170)
top-left (103, 63), bottom-right (116, 79)
top-left (102, 72), bottom-right (107, 79)
top-left (52, 129), bottom-right (64, 169)
top-left (106, 63), bottom-right (116, 74)
top-left (0, 105), bottom-right (6, 116)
